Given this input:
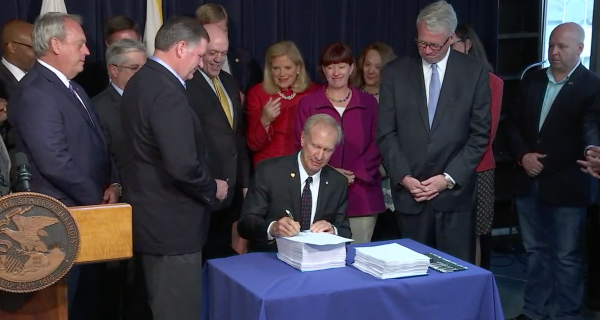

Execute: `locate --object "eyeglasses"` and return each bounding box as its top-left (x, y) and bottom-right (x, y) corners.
top-left (9, 41), bottom-right (32, 49)
top-left (111, 64), bottom-right (142, 71)
top-left (415, 36), bottom-right (451, 52)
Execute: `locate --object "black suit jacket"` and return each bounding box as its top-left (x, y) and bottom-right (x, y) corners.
top-left (237, 153), bottom-right (351, 252)
top-left (186, 71), bottom-right (251, 214)
top-left (0, 62), bottom-right (18, 100)
top-left (8, 62), bottom-right (118, 206)
top-left (227, 46), bottom-right (262, 95)
top-left (377, 50), bottom-right (491, 214)
top-left (92, 85), bottom-right (124, 180)
top-left (504, 65), bottom-right (600, 206)
top-left (121, 59), bottom-right (217, 255)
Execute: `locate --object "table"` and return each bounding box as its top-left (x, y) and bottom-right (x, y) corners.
top-left (201, 239), bottom-right (504, 320)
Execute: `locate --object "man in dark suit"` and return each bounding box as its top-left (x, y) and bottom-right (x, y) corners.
top-left (238, 114), bottom-right (351, 251)
top-left (121, 17), bottom-right (227, 320)
top-left (8, 13), bottom-right (121, 319)
top-left (75, 15), bottom-right (141, 98)
top-left (92, 39), bottom-right (146, 179)
top-left (377, 1), bottom-right (490, 263)
top-left (186, 24), bottom-right (252, 260)
top-left (195, 3), bottom-right (262, 97)
top-left (505, 23), bottom-right (600, 320)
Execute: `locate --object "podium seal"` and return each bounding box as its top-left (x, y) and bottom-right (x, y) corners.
top-left (0, 193), bottom-right (80, 293)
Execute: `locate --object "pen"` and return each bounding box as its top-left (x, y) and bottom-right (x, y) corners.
top-left (285, 210), bottom-right (294, 220)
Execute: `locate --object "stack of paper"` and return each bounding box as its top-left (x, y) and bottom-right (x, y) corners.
top-left (276, 232), bottom-right (353, 272)
top-left (352, 243), bottom-right (430, 279)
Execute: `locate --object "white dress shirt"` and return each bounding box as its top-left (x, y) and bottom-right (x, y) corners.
top-left (200, 70), bottom-right (234, 120)
top-left (2, 57), bottom-right (26, 81)
top-left (222, 56), bottom-right (231, 74)
top-left (420, 49), bottom-right (455, 185)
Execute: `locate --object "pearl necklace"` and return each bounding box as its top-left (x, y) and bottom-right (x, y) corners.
top-left (360, 86), bottom-right (379, 97)
top-left (326, 88), bottom-right (351, 103)
top-left (278, 90), bottom-right (297, 100)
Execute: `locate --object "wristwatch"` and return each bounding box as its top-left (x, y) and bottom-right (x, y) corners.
top-left (444, 175), bottom-right (455, 190)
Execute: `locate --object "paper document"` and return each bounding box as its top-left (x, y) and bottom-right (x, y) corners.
top-left (282, 231), bottom-right (353, 245)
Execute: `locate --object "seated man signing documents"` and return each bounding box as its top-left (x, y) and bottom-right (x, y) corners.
top-left (238, 114), bottom-right (352, 252)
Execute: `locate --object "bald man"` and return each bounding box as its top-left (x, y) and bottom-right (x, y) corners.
top-left (504, 22), bottom-right (600, 320)
top-left (0, 20), bottom-right (35, 99)
top-left (186, 24), bottom-right (251, 262)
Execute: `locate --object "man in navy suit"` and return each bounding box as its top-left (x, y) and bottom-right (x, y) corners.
top-left (8, 12), bottom-right (120, 319)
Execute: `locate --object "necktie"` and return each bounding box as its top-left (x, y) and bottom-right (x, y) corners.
top-left (69, 81), bottom-right (95, 127)
top-left (212, 77), bottom-right (233, 128)
top-left (428, 63), bottom-right (441, 128)
top-left (300, 177), bottom-right (313, 230)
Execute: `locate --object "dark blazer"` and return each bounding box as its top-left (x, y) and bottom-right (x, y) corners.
top-left (237, 153), bottom-right (351, 252)
top-left (227, 46), bottom-right (262, 95)
top-left (121, 59), bottom-right (216, 255)
top-left (503, 65), bottom-right (600, 206)
top-left (0, 62), bottom-right (18, 100)
top-left (8, 62), bottom-right (118, 206)
top-left (377, 50), bottom-right (491, 214)
top-left (186, 71), bottom-right (251, 214)
top-left (92, 85), bottom-right (124, 179)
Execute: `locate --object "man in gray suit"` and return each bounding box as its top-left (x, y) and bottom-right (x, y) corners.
top-left (92, 39), bottom-right (146, 180)
top-left (377, 1), bottom-right (490, 263)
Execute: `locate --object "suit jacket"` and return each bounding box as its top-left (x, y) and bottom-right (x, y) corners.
top-left (0, 62), bottom-right (18, 100)
top-left (186, 71), bottom-right (251, 214)
top-left (92, 85), bottom-right (124, 180)
top-left (237, 153), bottom-right (351, 252)
top-left (377, 50), bottom-right (491, 214)
top-left (121, 59), bottom-right (217, 255)
top-left (503, 65), bottom-right (600, 206)
top-left (0, 135), bottom-right (10, 196)
top-left (227, 46), bottom-right (262, 95)
top-left (8, 62), bottom-right (118, 207)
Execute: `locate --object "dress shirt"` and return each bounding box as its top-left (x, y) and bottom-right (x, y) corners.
top-left (420, 49), bottom-right (455, 185)
top-left (149, 56), bottom-right (186, 88)
top-left (200, 70), bottom-right (234, 120)
top-left (223, 56), bottom-right (231, 74)
top-left (267, 152), bottom-right (337, 239)
top-left (37, 59), bottom-right (88, 112)
top-left (111, 82), bottom-right (124, 96)
top-left (540, 61), bottom-right (580, 130)
top-left (2, 57), bottom-right (26, 81)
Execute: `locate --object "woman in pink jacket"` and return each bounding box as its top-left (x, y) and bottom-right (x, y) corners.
top-left (295, 42), bottom-right (384, 243)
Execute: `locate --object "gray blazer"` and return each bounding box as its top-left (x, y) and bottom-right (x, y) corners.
top-left (377, 50), bottom-right (491, 214)
top-left (92, 84), bottom-right (123, 180)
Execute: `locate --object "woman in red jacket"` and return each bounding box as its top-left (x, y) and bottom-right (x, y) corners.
top-left (295, 43), bottom-right (385, 244)
top-left (452, 24), bottom-right (504, 269)
top-left (246, 41), bottom-right (319, 167)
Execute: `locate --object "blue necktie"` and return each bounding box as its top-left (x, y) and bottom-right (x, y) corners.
top-left (428, 63), bottom-right (441, 128)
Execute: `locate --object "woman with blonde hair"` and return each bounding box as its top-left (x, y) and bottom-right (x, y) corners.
top-left (246, 41), bottom-right (319, 167)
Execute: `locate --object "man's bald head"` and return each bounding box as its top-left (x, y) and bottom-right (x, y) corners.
top-left (1, 20), bottom-right (36, 72)
top-left (200, 23), bottom-right (229, 78)
top-left (548, 22), bottom-right (585, 75)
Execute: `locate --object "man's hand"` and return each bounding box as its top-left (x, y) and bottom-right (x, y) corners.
top-left (231, 221), bottom-right (248, 254)
top-left (215, 179), bottom-right (229, 201)
top-left (311, 220), bottom-right (334, 234)
top-left (0, 98), bottom-right (7, 123)
top-left (402, 176), bottom-right (436, 202)
top-left (269, 217), bottom-right (300, 238)
top-left (418, 175), bottom-right (448, 201)
top-left (522, 153), bottom-right (546, 177)
top-left (335, 168), bottom-right (356, 184)
top-left (578, 146), bottom-right (600, 178)
top-left (102, 185), bottom-right (120, 204)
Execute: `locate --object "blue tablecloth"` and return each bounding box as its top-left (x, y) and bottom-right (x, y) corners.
top-left (201, 239), bottom-right (504, 320)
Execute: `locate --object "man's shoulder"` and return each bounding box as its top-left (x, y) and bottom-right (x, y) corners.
top-left (323, 166), bottom-right (348, 186)
top-left (256, 154), bottom-right (294, 174)
top-left (91, 86), bottom-right (115, 104)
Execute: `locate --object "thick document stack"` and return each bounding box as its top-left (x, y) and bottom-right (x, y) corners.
top-left (276, 232), bottom-right (353, 272)
top-left (352, 243), bottom-right (430, 279)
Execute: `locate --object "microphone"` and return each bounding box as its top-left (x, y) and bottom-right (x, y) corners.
top-left (14, 152), bottom-right (31, 192)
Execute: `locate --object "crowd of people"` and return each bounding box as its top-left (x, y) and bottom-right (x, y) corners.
top-left (0, 1), bottom-right (599, 320)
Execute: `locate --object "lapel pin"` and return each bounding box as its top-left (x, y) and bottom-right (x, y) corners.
top-left (235, 58), bottom-right (239, 62)
top-left (325, 180), bottom-right (328, 185)
top-left (291, 173), bottom-right (295, 178)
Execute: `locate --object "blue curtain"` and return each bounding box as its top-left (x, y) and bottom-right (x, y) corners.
top-left (0, 0), bottom-right (498, 81)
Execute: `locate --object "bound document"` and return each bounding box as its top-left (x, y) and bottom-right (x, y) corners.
top-left (352, 243), bottom-right (430, 279)
top-left (276, 231), bottom-right (353, 272)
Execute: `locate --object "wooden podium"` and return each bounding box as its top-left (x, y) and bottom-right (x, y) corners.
top-left (0, 203), bottom-right (133, 320)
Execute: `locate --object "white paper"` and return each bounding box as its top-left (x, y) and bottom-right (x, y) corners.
top-left (282, 231), bottom-right (353, 245)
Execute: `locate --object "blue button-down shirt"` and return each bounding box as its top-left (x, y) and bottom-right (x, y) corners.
top-left (150, 56), bottom-right (186, 89)
top-left (539, 61), bottom-right (580, 130)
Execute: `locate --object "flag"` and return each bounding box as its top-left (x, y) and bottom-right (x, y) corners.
top-left (144, 0), bottom-right (163, 57)
top-left (40, 0), bottom-right (68, 15)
